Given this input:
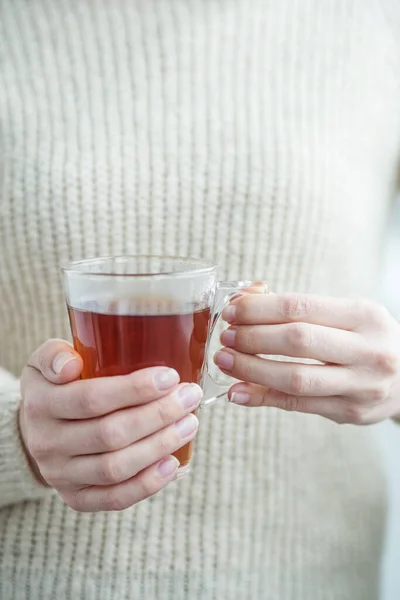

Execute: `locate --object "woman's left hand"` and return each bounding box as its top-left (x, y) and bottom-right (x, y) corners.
top-left (214, 293), bottom-right (400, 424)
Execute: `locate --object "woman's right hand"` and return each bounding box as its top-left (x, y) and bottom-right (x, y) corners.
top-left (19, 339), bottom-right (201, 512)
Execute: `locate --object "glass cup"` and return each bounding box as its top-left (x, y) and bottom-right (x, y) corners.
top-left (62, 255), bottom-right (266, 474)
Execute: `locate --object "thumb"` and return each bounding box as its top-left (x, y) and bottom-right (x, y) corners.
top-left (28, 338), bottom-right (83, 384)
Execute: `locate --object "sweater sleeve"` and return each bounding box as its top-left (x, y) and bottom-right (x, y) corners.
top-left (0, 367), bottom-right (52, 508)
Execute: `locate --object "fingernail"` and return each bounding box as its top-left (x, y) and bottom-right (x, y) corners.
top-left (52, 352), bottom-right (77, 374)
top-left (154, 368), bottom-right (180, 391)
top-left (175, 413), bottom-right (199, 438)
top-left (214, 350), bottom-right (234, 371)
top-left (177, 384), bottom-right (203, 410)
top-left (230, 392), bottom-right (250, 405)
top-left (250, 281), bottom-right (269, 294)
top-left (157, 456), bottom-right (179, 478)
top-left (220, 328), bottom-right (236, 348)
top-left (222, 305), bottom-right (236, 323)
top-left (175, 464), bottom-right (191, 479)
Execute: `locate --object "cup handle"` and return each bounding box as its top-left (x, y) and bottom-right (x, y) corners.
top-left (199, 280), bottom-right (268, 409)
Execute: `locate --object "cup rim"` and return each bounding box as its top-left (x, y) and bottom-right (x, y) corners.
top-left (61, 255), bottom-right (218, 278)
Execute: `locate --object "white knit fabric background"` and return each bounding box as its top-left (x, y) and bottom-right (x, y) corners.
top-left (0, 1), bottom-right (400, 599)
top-left (377, 197), bottom-right (400, 600)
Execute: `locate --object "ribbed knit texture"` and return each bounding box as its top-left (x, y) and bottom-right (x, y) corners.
top-left (1, 1), bottom-right (400, 598)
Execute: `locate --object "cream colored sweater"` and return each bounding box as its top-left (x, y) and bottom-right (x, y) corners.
top-left (1, 1), bottom-right (400, 599)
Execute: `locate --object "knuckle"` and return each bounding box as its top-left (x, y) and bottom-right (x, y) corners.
top-left (367, 384), bottom-right (388, 404)
top-left (371, 350), bottom-right (399, 376)
top-left (288, 368), bottom-right (311, 395)
top-left (136, 474), bottom-right (159, 501)
top-left (233, 352), bottom-right (254, 381)
top-left (287, 323), bottom-right (313, 350)
top-left (60, 494), bottom-right (79, 511)
top-left (241, 360), bottom-right (254, 382)
top-left (259, 387), bottom-right (271, 407)
top-left (332, 413), bottom-right (348, 425)
top-left (277, 394), bottom-right (302, 413)
top-left (23, 390), bottom-right (41, 420)
top-left (98, 454), bottom-right (125, 485)
top-left (66, 488), bottom-right (129, 513)
top-left (280, 293), bottom-right (312, 321)
top-left (236, 295), bottom-right (255, 321)
top-left (155, 398), bottom-right (178, 427)
top-left (102, 489), bottom-right (129, 512)
top-left (354, 299), bottom-right (374, 317)
top-left (373, 305), bottom-right (391, 325)
top-left (158, 431), bottom-right (175, 457)
top-left (39, 466), bottom-right (60, 487)
top-left (130, 378), bottom-right (145, 399)
top-left (79, 385), bottom-right (101, 418)
top-left (237, 327), bottom-right (256, 351)
top-left (358, 300), bottom-right (390, 327)
top-left (126, 374), bottom-right (149, 402)
top-left (28, 435), bottom-right (52, 458)
top-left (65, 490), bottom-right (90, 513)
top-left (344, 403), bottom-right (369, 425)
top-left (96, 417), bottom-right (126, 451)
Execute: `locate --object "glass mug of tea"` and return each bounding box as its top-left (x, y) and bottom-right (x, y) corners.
top-left (62, 256), bottom-right (266, 474)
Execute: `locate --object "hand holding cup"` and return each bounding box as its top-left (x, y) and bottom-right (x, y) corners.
top-left (19, 339), bottom-right (201, 512)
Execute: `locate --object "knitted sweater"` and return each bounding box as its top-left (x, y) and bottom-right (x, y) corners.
top-left (1, 1), bottom-right (400, 599)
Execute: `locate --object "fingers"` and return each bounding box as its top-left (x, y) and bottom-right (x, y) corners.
top-left (26, 338), bottom-right (83, 384)
top-left (229, 383), bottom-right (345, 420)
top-left (23, 365), bottom-right (181, 420)
top-left (227, 383), bottom-right (380, 426)
top-left (222, 293), bottom-right (391, 332)
top-left (214, 349), bottom-right (354, 397)
top-left (220, 323), bottom-right (365, 365)
top-left (53, 383), bottom-right (202, 455)
top-left (239, 281), bottom-right (269, 295)
top-left (61, 413), bottom-right (199, 486)
top-left (61, 455), bottom-right (181, 512)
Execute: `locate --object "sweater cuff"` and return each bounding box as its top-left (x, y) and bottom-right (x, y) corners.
top-left (0, 373), bottom-right (52, 507)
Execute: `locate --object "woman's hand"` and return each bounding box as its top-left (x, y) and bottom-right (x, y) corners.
top-left (214, 293), bottom-right (400, 425)
top-left (19, 340), bottom-right (201, 512)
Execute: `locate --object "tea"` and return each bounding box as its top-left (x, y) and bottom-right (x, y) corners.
top-left (67, 303), bottom-right (211, 468)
